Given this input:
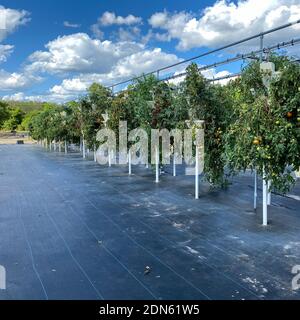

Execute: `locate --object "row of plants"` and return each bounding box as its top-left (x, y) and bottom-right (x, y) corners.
top-left (25, 55), bottom-right (300, 193)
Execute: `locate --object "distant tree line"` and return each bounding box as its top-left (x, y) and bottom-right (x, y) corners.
top-left (0, 101), bottom-right (58, 131)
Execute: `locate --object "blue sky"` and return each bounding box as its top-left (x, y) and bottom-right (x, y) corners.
top-left (0, 0), bottom-right (299, 102)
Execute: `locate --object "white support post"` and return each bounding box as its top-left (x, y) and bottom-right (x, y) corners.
top-left (128, 149), bottom-right (132, 175)
top-left (267, 180), bottom-right (271, 205)
top-left (195, 146), bottom-right (199, 200)
top-left (93, 144), bottom-right (97, 162)
top-left (58, 141), bottom-right (61, 153)
top-left (82, 138), bottom-right (86, 159)
top-left (155, 146), bottom-right (159, 183)
top-left (173, 153), bottom-right (176, 177)
top-left (262, 168), bottom-right (268, 226)
top-left (254, 169), bottom-right (257, 210)
top-left (65, 140), bottom-right (68, 154)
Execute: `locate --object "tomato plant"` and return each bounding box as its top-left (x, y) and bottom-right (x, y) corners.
top-left (224, 56), bottom-right (300, 193)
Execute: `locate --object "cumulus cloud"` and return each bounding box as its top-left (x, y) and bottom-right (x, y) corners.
top-left (0, 5), bottom-right (30, 42)
top-left (149, 0), bottom-right (300, 51)
top-left (98, 11), bottom-right (142, 26)
top-left (116, 26), bottom-right (141, 42)
top-left (0, 44), bottom-right (14, 63)
top-left (1, 26), bottom-right (182, 102)
top-left (26, 33), bottom-right (145, 75)
top-left (50, 78), bottom-right (87, 96)
top-left (45, 48), bottom-right (181, 102)
top-left (91, 12), bottom-right (142, 39)
top-left (2, 92), bottom-right (26, 101)
top-left (0, 69), bottom-right (42, 91)
top-left (1, 92), bottom-right (63, 103)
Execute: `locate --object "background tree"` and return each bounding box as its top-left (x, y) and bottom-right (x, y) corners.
top-left (0, 101), bottom-right (10, 128)
top-left (2, 108), bottom-right (25, 131)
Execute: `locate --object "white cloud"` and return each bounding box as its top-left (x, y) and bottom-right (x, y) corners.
top-left (91, 12), bottom-right (142, 39)
top-left (45, 48), bottom-right (181, 102)
top-left (2, 92), bottom-right (26, 101)
top-left (50, 78), bottom-right (87, 95)
top-left (110, 48), bottom-right (180, 79)
top-left (0, 69), bottom-right (42, 91)
top-left (149, 0), bottom-right (300, 51)
top-left (98, 11), bottom-right (142, 26)
top-left (116, 26), bottom-right (141, 42)
top-left (0, 5), bottom-right (30, 42)
top-left (1, 92), bottom-right (62, 103)
top-left (0, 44), bottom-right (14, 63)
top-left (1, 27), bottom-right (182, 102)
top-left (63, 21), bottom-right (81, 28)
top-left (26, 33), bottom-right (145, 75)
top-left (141, 29), bottom-right (172, 44)
top-left (90, 23), bottom-right (104, 39)
top-left (148, 11), bottom-right (169, 28)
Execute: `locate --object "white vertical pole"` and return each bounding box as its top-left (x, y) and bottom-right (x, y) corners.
top-left (65, 140), bottom-right (67, 154)
top-left (254, 169), bottom-right (257, 210)
top-left (155, 146), bottom-right (159, 183)
top-left (82, 138), bottom-right (86, 159)
top-left (58, 141), bottom-right (61, 153)
top-left (267, 180), bottom-right (271, 205)
top-left (173, 153), bottom-right (176, 177)
top-left (94, 144), bottom-right (97, 162)
top-left (128, 149), bottom-right (132, 175)
top-left (195, 146), bottom-right (199, 200)
top-left (263, 167), bottom-right (268, 226)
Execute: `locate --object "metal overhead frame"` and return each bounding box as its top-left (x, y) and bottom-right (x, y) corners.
top-left (107, 19), bottom-right (300, 93)
top-left (112, 37), bottom-right (300, 95)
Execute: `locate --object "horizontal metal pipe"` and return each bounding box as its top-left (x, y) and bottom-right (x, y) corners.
top-left (108, 20), bottom-right (300, 90)
top-left (112, 37), bottom-right (300, 94)
top-left (161, 37), bottom-right (300, 83)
